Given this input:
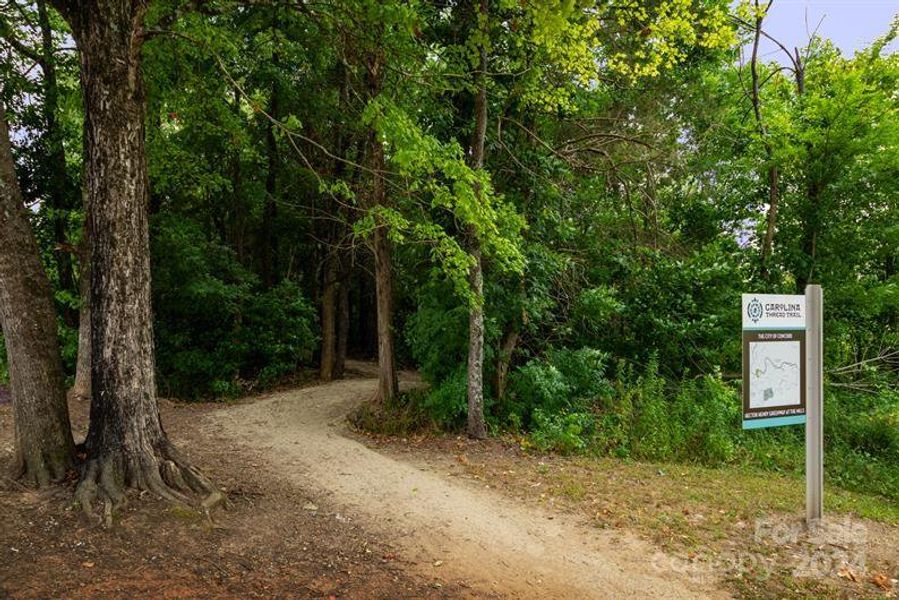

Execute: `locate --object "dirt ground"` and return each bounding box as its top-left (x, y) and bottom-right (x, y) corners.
top-left (0, 382), bottom-right (466, 599)
top-left (1, 365), bottom-right (895, 599)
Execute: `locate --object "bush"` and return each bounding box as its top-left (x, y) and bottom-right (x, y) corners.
top-left (504, 347), bottom-right (610, 430)
top-left (152, 215), bottom-right (318, 398)
top-left (419, 367), bottom-right (469, 429)
top-left (514, 355), bottom-right (742, 465)
top-left (530, 410), bottom-right (593, 455)
top-left (405, 290), bottom-right (469, 384)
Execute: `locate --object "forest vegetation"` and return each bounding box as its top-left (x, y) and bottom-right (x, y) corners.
top-left (1, 0), bottom-right (898, 511)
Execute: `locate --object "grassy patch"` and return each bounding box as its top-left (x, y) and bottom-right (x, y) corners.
top-left (435, 440), bottom-right (899, 600)
top-left (350, 389), bottom-right (437, 437)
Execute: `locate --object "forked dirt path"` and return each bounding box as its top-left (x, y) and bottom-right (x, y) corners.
top-left (210, 363), bottom-right (731, 599)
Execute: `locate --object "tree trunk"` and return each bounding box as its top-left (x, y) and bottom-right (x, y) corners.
top-left (319, 251), bottom-right (339, 381)
top-left (466, 0), bottom-right (489, 439)
top-left (366, 51), bottom-right (398, 403)
top-left (759, 165), bottom-right (778, 278)
top-left (229, 88), bottom-right (247, 264)
top-left (749, 6), bottom-right (778, 281)
top-left (54, 0), bottom-right (217, 511)
top-left (494, 327), bottom-right (519, 402)
top-left (0, 98), bottom-right (76, 486)
top-left (72, 232), bottom-right (91, 402)
top-left (466, 249), bottom-right (487, 439)
top-left (372, 222), bottom-right (398, 403)
top-left (335, 260), bottom-right (349, 378)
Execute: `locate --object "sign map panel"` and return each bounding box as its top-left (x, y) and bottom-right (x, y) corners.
top-left (741, 295), bottom-right (807, 429)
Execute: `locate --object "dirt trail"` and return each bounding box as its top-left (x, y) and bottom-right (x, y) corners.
top-left (210, 363), bottom-right (730, 599)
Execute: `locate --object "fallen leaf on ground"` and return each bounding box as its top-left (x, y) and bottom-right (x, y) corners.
top-left (81, 561), bottom-right (95, 568)
top-left (872, 573), bottom-right (893, 591)
top-left (837, 566), bottom-right (858, 582)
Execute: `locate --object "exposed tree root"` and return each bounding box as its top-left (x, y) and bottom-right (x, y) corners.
top-left (11, 447), bottom-right (75, 489)
top-left (75, 442), bottom-right (224, 522)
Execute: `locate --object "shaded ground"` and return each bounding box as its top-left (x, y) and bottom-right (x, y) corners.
top-left (0, 380), bottom-right (467, 599)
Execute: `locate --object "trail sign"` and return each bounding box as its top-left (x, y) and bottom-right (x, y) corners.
top-left (741, 288), bottom-right (824, 526)
top-left (741, 294), bottom-right (807, 429)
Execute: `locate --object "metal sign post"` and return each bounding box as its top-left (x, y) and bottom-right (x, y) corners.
top-left (805, 284), bottom-right (824, 526)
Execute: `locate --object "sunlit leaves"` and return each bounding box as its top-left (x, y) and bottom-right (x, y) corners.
top-left (357, 96), bottom-right (525, 303)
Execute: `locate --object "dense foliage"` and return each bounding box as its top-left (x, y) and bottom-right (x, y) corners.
top-left (2, 1), bottom-right (897, 499)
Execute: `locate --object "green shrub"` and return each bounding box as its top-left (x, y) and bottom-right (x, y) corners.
top-left (507, 361), bottom-right (571, 427)
top-left (530, 410), bottom-right (594, 455)
top-left (152, 215), bottom-right (318, 398)
top-left (674, 376), bottom-right (739, 464)
top-left (504, 347), bottom-right (610, 429)
top-left (405, 284), bottom-right (469, 384)
top-left (419, 367), bottom-right (469, 429)
top-left (514, 355), bottom-right (742, 465)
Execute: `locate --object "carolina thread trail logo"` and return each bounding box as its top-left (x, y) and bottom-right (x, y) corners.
top-left (747, 298), bottom-right (763, 323)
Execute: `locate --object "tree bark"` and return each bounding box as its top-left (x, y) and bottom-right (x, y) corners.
top-left (372, 222), bottom-right (398, 403)
top-left (0, 98), bottom-right (76, 486)
top-left (72, 231), bottom-right (91, 402)
top-left (493, 327), bottom-right (519, 402)
top-left (466, 249), bottom-right (487, 439)
top-left (366, 51), bottom-right (398, 403)
top-left (335, 264), bottom-right (349, 378)
top-left (465, 0), bottom-right (489, 440)
top-left (53, 0), bottom-right (218, 511)
top-left (319, 251), bottom-right (339, 381)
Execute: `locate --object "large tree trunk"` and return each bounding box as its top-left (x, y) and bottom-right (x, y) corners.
top-left (54, 0), bottom-right (217, 511)
top-left (465, 0), bottom-right (489, 439)
top-left (366, 51), bottom-right (398, 403)
top-left (0, 98), bottom-right (76, 486)
top-left (72, 232), bottom-right (91, 402)
top-left (73, 124), bottom-right (91, 402)
top-left (372, 222), bottom-right (398, 403)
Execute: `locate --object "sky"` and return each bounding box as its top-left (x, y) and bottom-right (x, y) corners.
top-left (751, 0), bottom-right (899, 60)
